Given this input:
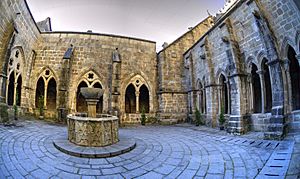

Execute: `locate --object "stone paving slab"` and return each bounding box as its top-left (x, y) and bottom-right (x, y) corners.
top-left (0, 120), bottom-right (297, 178)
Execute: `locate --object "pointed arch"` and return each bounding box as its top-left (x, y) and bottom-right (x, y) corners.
top-left (261, 58), bottom-right (272, 113)
top-left (6, 47), bottom-right (24, 106)
top-left (35, 77), bottom-right (45, 108)
top-left (219, 73), bottom-right (230, 114)
top-left (280, 37), bottom-right (296, 59)
top-left (287, 45), bottom-right (300, 110)
top-left (76, 81), bottom-right (89, 113)
top-left (123, 74), bottom-right (152, 114)
top-left (16, 74), bottom-right (22, 106)
top-left (93, 82), bottom-right (103, 114)
top-left (125, 84), bottom-right (136, 113)
top-left (47, 78), bottom-right (57, 110)
top-left (139, 84), bottom-right (150, 113)
top-left (7, 71), bottom-right (15, 105)
top-left (75, 70), bottom-right (105, 114)
top-left (251, 63), bottom-right (262, 113)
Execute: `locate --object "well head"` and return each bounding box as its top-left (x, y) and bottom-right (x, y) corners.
top-left (80, 87), bottom-right (104, 100)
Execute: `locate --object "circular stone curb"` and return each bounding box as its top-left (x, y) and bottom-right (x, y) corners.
top-left (53, 136), bottom-right (136, 158)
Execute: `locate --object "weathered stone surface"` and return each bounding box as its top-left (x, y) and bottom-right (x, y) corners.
top-left (67, 114), bottom-right (119, 147)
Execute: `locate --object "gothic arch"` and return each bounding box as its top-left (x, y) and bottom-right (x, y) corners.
top-left (75, 71), bottom-right (104, 113)
top-left (218, 73), bottom-right (230, 114)
top-left (35, 68), bottom-right (58, 111)
top-left (6, 47), bottom-right (24, 106)
top-left (257, 50), bottom-right (268, 68)
top-left (122, 74), bottom-right (153, 113)
top-left (280, 37), bottom-right (297, 59)
top-left (76, 68), bottom-right (105, 87)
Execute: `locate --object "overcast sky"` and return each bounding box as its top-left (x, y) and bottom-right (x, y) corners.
top-left (27, 0), bottom-right (225, 51)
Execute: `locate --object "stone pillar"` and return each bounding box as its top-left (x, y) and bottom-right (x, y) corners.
top-left (257, 70), bottom-right (266, 113)
top-left (86, 99), bottom-right (98, 118)
top-left (264, 59), bottom-right (286, 140)
top-left (135, 91), bottom-right (140, 113)
top-left (111, 48), bottom-right (121, 117)
top-left (227, 74), bottom-right (250, 134)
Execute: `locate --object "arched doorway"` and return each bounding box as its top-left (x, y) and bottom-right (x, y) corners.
top-left (252, 63), bottom-right (262, 113)
top-left (139, 85), bottom-right (149, 113)
top-left (125, 84), bottom-right (136, 113)
top-left (262, 59), bottom-right (272, 112)
top-left (47, 78), bottom-right (57, 110)
top-left (76, 81), bottom-right (88, 113)
top-left (35, 77), bottom-right (45, 108)
top-left (288, 46), bottom-right (300, 110)
top-left (7, 72), bottom-right (15, 105)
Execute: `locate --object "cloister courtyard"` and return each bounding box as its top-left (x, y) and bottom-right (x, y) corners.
top-left (0, 118), bottom-right (299, 178)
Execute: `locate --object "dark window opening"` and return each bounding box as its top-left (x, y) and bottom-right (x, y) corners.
top-left (139, 85), bottom-right (149, 113)
top-left (252, 64), bottom-right (262, 113)
top-left (262, 59), bottom-right (272, 112)
top-left (76, 81), bottom-right (88, 113)
top-left (35, 77), bottom-right (45, 108)
top-left (288, 46), bottom-right (300, 110)
top-left (7, 72), bottom-right (15, 106)
top-left (47, 78), bottom-right (57, 110)
top-left (93, 82), bottom-right (103, 114)
top-left (125, 84), bottom-right (136, 113)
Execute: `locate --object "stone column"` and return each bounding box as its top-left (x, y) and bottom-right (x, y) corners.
top-left (264, 59), bottom-right (286, 140)
top-left (227, 74), bottom-right (249, 134)
top-left (135, 91), bottom-right (140, 113)
top-left (44, 83), bottom-right (48, 109)
top-left (257, 70), bottom-right (266, 113)
top-left (13, 81), bottom-right (17, 106)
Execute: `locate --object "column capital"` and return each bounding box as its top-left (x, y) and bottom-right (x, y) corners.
top-left (282, 58), bottom-right (290, 72)
top-left (256, 70), bottom-right (265, 75)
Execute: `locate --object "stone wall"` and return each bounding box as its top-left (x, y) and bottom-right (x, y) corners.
top-left (157, 16), bottom-right (214, 123)
top-left (29, 32), bottom-right (156, 123)
top-left (184, 0), bottom-right (300, 139)
top-left (0, 0), bottom-right (40, 121)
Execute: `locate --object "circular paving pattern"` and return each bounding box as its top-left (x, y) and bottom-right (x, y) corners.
top-left (0, 120), bottom-right (287, 178)
top-left (53, 136), bottom-right (136, 158)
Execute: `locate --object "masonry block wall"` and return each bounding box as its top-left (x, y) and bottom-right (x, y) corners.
top-left (157, 17), bottom-right (214, 123)
top-left (184, 0), bottom-right (300, 138)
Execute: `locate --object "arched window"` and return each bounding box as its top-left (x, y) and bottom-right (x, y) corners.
top-left (6, 48), bottom-right (23, 106)
top-left (139, 85), bottom-right (149, 113)
top-left (35, 69), bottom-right (57, 111)
top-left (125, 75), bottom-right (150, 114)
top-left (262, 59), bottom-right (272, 112)
top-left (16, 75), bottom-right (22, 106)
top-left (7, 72), bottom-right (15, 105)
top-left (47, 78), bottom-right (57, 110)
top-left (198, 82), bottom-right (206, 113)
top-left (76, 71), bottom-right (104, 114)
top-left (251, 63), bottom-right (262, 113)
top-left (76, 81), bottom-right (88, 113)
top-left (288, 46), bottom-right (300, 110)
top-left (35, 77), bottom-right (45, 108)
top-left (220, 74), bottom-right (230, 114)
top-left (125, 84), bottom-right (136, 113)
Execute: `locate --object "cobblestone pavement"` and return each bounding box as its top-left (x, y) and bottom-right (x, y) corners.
top-left (0, 120), bottom-right (296, 179)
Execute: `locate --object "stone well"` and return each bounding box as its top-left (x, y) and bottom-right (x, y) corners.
top-left (67, 87), bottom-right (119, 147)
top-left (67, 114), bottom-right (119, 147)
